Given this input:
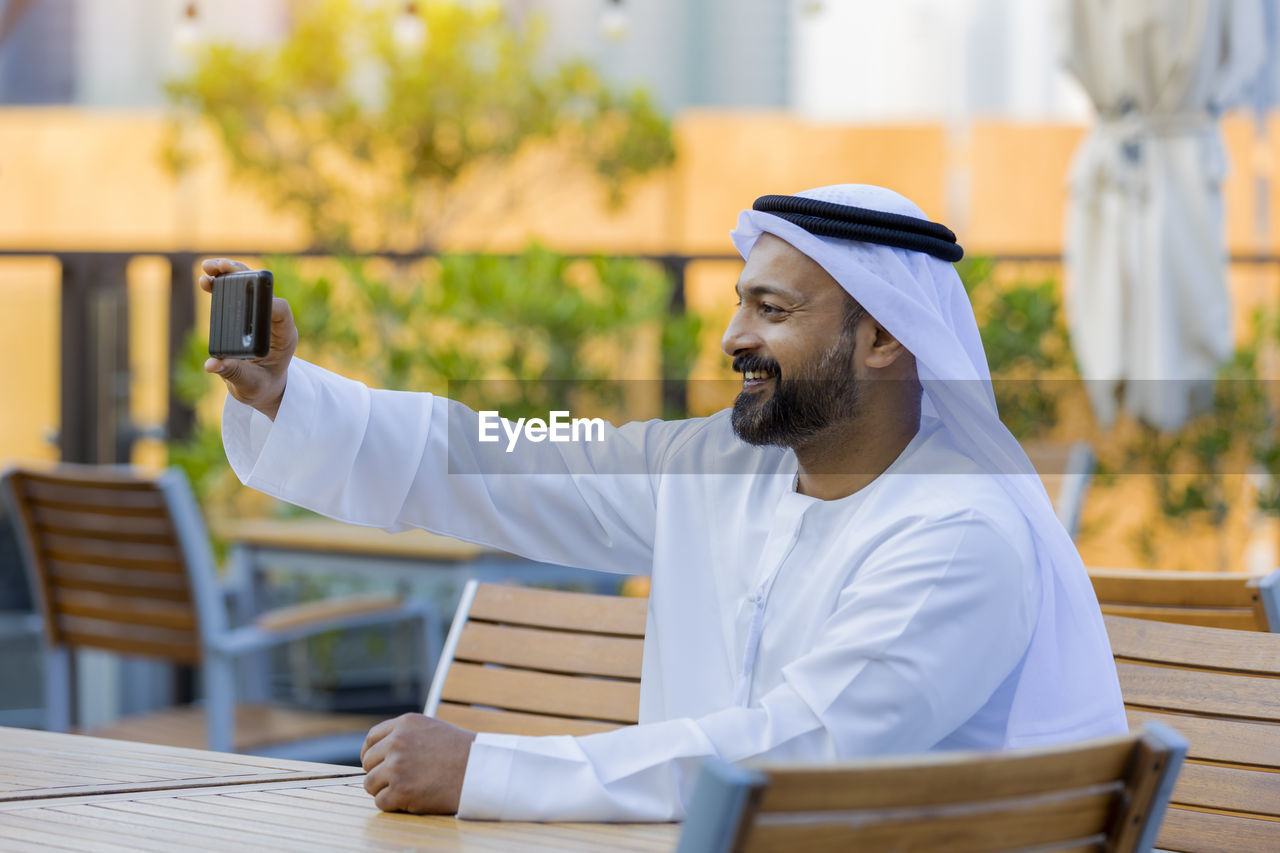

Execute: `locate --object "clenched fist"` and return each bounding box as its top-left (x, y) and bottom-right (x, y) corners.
top-left (361, 713), bottom-right (478, 814)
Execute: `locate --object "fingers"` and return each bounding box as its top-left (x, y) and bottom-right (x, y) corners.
top-left (364, 766), bottom-right (395, 808)
top-left (373, 785), bottom-right (402, 813)
top-left (361, 718), bottom-right (397, 765)
top-left (364, 762), bottom-right (407, 814)
top-left (270, 297), bottom-right (293, 326)
top-left (198, 257), bottom-right (251, 293)
top-left (209, 358), bottom-right (245, 385)
top-left (360, 735), bottom-right (389, 772)
top-left (201, 257), bottom-right (250, 275)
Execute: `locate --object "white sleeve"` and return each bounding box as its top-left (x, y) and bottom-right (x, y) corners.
top-left (221, 358), bottom-right (683, 575)
top-left (456, 510), bottom-right (1038, 821)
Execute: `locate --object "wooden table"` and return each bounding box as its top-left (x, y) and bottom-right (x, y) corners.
top-left (215, 517), bottom-right (612, 590)
top-left (215, 518), bottom-right (498, 564)
top-left (0, 727), bottom-right (678, 852)
top-left (0, 727), bottom-right (363, 802)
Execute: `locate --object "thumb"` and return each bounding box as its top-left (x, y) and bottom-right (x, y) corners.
top-left (215, 358), bottom-right (247, 386)
top-left (207, 357), bottom-right (256, 399)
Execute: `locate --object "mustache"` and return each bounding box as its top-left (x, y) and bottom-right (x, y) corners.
top-left (732, 354), bottom-right (781, 376)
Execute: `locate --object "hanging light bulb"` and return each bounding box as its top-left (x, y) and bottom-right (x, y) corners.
top-left (174, 2), bottom-right (199, 53)
top-left (394, 1), bottom-right (427, 52)
top-left (600, 0), bottom-right (628, 41)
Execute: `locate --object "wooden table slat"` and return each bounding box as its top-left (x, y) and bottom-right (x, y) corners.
top-left (0, 814), bottom-right (137, 853)
top-left (0, 727), bottom-right (677, 851)
top-left (15, 805), bottom-right (214, 853)
top-left (0, 727), bottom-right (363, 802)
top-left (94, 798), bottom-right (366, 853)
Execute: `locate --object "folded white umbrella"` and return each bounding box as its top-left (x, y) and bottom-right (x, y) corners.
top-left (1063, 0), bottom-right (1268, 430)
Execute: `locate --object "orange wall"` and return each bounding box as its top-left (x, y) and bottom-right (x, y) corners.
top-left (5, 109), bottom-right (1275, 256)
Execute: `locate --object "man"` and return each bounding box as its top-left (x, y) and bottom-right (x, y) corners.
top-left (205, 184), bottom-right (1126, 822)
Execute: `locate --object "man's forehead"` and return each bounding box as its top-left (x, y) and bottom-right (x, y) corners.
top-left (738, 233), bottom-right (845, 299)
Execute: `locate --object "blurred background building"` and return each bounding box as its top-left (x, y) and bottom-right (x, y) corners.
top-left (1, 0), bottom-right (1088, 117)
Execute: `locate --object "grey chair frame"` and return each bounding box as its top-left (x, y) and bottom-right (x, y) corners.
top-left (423, 578), bottom-right (479, 717)
top-left (1025, 439), bottom-right (1094, 539)
top-left (5, 464), bottom-right (436, 759)
top-left (676, 722), bottom-right (1187, 853)
top-left (1054, 440), bottom-right (1095, 538)
top-left (1259, 568), bottom-right (1280, 630)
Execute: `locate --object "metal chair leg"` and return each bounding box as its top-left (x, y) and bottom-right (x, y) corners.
top-left (43, 645), bottom-right (72, 732)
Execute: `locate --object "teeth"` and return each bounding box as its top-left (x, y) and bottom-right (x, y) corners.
top-left (743, 370), bottom-right (771, 381)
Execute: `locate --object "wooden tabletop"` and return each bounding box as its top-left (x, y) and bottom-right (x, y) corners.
top-left (0, 727), bottom-right (363, 802)
top-left (213, 518), bottom-right (500, 561)
top-left (0, 777), bottom-right (677, 852)
top-left (0, 728), bottom-right (678, 851)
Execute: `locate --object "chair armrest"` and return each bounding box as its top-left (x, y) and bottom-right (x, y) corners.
top-left (208, 595), bottom-right (429, 657)
top-left (0, 611), bottom-right (42, 639)
top-left (254, 593), bottom-right (407, 633)
top-left (1254, 568), bottom-right (1280, 632)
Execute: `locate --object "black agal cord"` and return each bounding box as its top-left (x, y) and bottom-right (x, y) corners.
top-left (753, 195), bottom-right (964, 262)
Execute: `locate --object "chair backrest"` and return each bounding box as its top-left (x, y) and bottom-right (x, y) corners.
top-left (676, 723), bottom-right (1186, 853)
top-left (1, 464), bottom-right (226, 665)
top-left (425, 580), bottom-right (646, 736)
top-left (1091, 568), bottom-right (1280, 631)
top-left (1107, 614), bottom-right (1280, 851)
top-left (1023, 440), bottom-right (1094, 538)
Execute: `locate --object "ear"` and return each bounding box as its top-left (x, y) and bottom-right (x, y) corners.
top-left (863, 322), bottom-right (911, 370)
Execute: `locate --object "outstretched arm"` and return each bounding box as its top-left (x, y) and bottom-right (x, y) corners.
top-left (206, 249), bottom-right (686, 575)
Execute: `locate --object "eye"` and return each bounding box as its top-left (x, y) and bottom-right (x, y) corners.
top-left (760, 302), bottom-right (783, 316)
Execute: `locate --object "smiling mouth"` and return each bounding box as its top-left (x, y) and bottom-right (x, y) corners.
top-left (740, 368), bottom-right (777, 390)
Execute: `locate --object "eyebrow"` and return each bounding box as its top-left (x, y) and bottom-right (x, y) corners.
top-left (735, 281), bottom-right (803, 302)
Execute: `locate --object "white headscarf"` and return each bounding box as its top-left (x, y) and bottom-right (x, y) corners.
top-left (732, 184), bottom-right (1126, 746)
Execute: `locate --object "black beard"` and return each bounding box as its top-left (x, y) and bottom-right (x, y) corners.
top-left (730, 335), bottom-right (860, 448)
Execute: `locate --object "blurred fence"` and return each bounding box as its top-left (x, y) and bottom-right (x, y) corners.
top-left (3, 248), bottom-right (1280, 469)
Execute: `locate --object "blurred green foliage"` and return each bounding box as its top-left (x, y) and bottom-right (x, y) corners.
top-left (959, 257), bottom-right (1077, 439)
top-left (164, 0), bottom-right (675, 251)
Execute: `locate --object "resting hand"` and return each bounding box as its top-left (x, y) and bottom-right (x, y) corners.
top-left (360, 713), bottom-right (477, 814)
top-left (199, 257), bottom-right (297, 420)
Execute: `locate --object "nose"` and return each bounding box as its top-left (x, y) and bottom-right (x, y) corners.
top-left (721, 309), bottom-right (761, 358)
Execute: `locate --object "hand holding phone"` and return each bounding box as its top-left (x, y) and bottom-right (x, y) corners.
top-left (200, 258), bottom-right (296, 420)
top-left (209, 269), bottom-right (274, 359)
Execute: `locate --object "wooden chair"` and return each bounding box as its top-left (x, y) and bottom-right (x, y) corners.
top-left (676, 723), bottom-right (1186, 853)
top-left (2, 463), bottom-right (435, 760)
top-left (1107, 614), bottom-right (1280, 851)
top-left (424, 580), bottom-right (646, 736)
top-left (1091, 568), bottom-right (1280, 631)
top-left (1024, 440), bottom-right (1095, 539)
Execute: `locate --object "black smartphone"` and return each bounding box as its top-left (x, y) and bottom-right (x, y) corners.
top-left (209, 270), bottom-right (273, 359)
